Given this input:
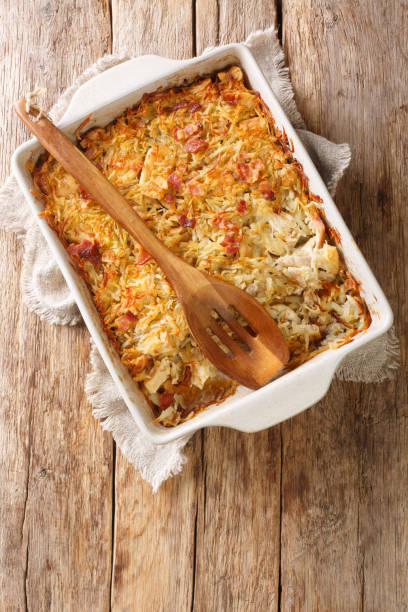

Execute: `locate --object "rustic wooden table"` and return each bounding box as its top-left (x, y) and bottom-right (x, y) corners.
top-left (1, 1), bottom-right (407, 610)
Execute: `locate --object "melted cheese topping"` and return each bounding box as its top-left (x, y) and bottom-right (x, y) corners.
top-left (33, 66), bottom-right (371, 426)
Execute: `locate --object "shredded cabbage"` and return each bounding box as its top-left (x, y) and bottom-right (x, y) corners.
top-left (34, 66), bottom-right (370, 426)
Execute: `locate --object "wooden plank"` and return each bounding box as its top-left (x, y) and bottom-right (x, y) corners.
top-left (0, 1), bottom-right (113, 610)
top-left (111, 445), bottom-right (201, 612)
top-left (195, 0), bottom-right (277, 54)
top-left (279, 385), bottom-right (362, 610)
top-left (281, 1), bottom-right (408, 609)
top-left (2, 2), bottom-right (406, 610)
top-left (193, 5), bottom-right (282, 611)
top-left (112, 0), bottom-right (193, 58)
top-left (109, 3), bottom-right (199, 611)
top-left (192, 428), bottom-right (282, 611)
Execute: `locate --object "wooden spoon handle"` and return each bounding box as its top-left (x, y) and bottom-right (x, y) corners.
top-left (14, 99), bottom-right (181, 276)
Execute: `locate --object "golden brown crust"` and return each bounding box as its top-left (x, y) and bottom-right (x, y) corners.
top-left (33, 66), bottom-right (370, 426)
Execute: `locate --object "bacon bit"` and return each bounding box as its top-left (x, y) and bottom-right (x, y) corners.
top-left (222, 92), bottom-right (239, 105)
top-left (259, 181), bottom-right (275, 201)
top-left (159, 392), bottom-right (174, 409)
top-left (164, 193), bottom-right (175, 204)
top-left (184, 123), bottom-right (201, 137)
top-left (237, 199), bottom-right (247, 215)
top-left (78, 186), bottom-right (92, 201)
top-left (224, 243), bottom-right (240, 255)
top-left (136, 247), bottom-right (151, 265)
top-left (116, 310), bottom-right (138, 331)
top-left (184, 137), bottom-right (208, 153)
top-left (212, 213), bottom-right (233, 229)
top-left (220, 224), bottom-right (243, 256)
top-left (236, 162), bottom-right (250, 180)
top-left (167, 172), bottom-right (182, 191)
top-left (235, 159), bottom-right (264, 183)
top-left (163, 99), bottom-right (189, 113)
top-left (130, 355), bottom-right (150, 375)
top-left (67, 239), bottom-right (101, 266)
top-left (187, 182), bottom-right (204, 196)
top-left (184, 124), bottom-right (196, 137)
top-left (328, 226), bottom-right (341, 244)
top-left (223, 230), bottom-right (237, 242)
top-left (249, 158), bottom-right (264, 182)
top-left (189, 102), bottom-right (202, 113)
top-left (262, 189), bottom-right (275, 201)
top-left (177, 213), bottom-right (196, 228)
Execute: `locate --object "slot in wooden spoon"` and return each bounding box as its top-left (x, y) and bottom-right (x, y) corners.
top-left (15, 100), bottom-right (290, 389)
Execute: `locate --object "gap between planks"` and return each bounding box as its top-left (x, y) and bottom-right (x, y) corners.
top-left (109, 1), bottom-right (283, 610)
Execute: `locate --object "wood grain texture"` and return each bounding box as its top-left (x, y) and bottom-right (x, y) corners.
top-left (195, 0), bottom-right (277, 54)
top-left (0, 1), bottom-right (113, 610)
top-left (194, 5), bottom-right (282, 611)
top-left (1, 1), bottom-right (408, 610)
top-left (112, 0), bottom-right (194, 57)
top-left (111, 447), bottom-right (200, 612)
top-left (281, 1), bottom-right (408, 610)
top-left (192, 428), bottom-right (282, 612)
top-left (109, 3), bottom-right (199, 612)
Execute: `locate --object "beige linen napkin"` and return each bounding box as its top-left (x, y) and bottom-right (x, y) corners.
top-left (0, 28), bottom-right (399, 491)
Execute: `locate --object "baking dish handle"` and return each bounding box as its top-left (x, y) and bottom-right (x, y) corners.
top-left (206, 353), bottom-right (341, 433)
top-left (59, 55), bottom-right (187, 124)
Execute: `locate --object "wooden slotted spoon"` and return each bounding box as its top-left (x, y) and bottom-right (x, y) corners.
top-left (15, 100), bottom-right (289, 389)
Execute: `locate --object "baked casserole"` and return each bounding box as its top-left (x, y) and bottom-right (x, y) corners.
top-left (32, 66), bottom-right (371, 426)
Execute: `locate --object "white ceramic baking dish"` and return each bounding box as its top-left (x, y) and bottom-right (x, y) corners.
top-left (12, 44), bottom-right (393, 443)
